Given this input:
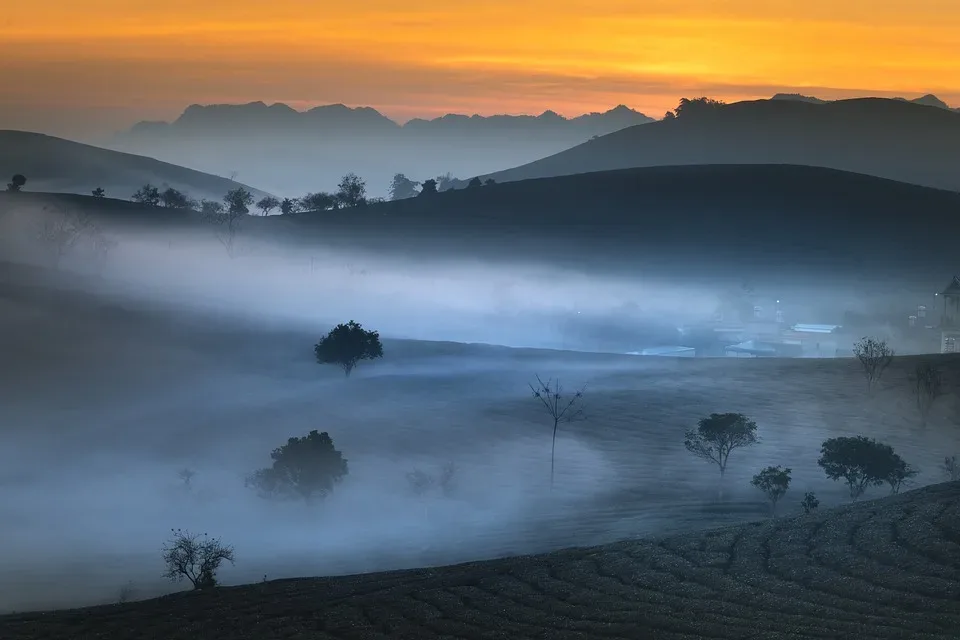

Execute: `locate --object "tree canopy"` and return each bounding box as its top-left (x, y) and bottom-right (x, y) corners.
top-left (314, 320), bottom-right (384, 377)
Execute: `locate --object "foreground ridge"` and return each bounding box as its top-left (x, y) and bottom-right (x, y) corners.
top-left (2, 482), bottom-right (959, 639)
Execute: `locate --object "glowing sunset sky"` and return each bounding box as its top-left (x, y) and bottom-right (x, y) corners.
top-left (2, 0), bottom-right (959, 139)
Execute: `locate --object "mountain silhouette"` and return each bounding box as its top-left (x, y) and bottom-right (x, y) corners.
top-left (105, 103), bottom-right (654, 198)
top-left (479, 97), bottom-right (960, 191)
top-left (771, 92), bottom-right (959, 111)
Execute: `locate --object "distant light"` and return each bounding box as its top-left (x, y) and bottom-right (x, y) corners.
top-left (776, 300), bottom-right (780, 304)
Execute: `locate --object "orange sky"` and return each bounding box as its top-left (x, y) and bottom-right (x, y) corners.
top-left (2, 0), bottom-right (960, 138)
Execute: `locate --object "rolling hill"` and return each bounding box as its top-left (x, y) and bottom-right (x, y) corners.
top-left (1, 480), bottom-right (957, 639)
top-left (0, 130), bottom-right (272, 202)
top-left (6, 164), bottom-right (960, 283)
top-left (479, 97), bottom-right (960, 192)
top-left (273, 164), bottom-right (960, 281)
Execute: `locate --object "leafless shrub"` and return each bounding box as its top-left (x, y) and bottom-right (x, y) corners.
top-left (529, 375), bottom-right (585, 488)
top-left (852, 337), bottom-right (894, 393)
top-left (116, 581), bottom-right (136, 604)
top-left (161, 528), bottom-right (235, 590)
top-left (178, 468), bottom-right (196, 489)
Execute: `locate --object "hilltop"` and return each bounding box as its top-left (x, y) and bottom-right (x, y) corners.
top-left (1, 481), bottom-right (957, 639)
top-left (480, 97), bottom-right (960, 191)
top-left (0, 130), bottom-right (272, 202)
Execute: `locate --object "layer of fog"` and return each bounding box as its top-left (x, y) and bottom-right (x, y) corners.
top-left (0, 203), bottom-right (947, 614)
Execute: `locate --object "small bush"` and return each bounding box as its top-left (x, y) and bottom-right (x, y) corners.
top-left (161, 528), bottom-right (235, 590)
top-left (800, 492), bottom-right (819, 514)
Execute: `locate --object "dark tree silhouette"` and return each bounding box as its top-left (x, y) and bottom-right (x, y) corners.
top-left (911, 361), bottom-right (943, 427)
top-left (419, 179), bottom-right (438, 196)
top-left (529, 375), bottom-right (585, 488)
top-left (7, 174), bottom-right (26, 192)
top-left (300, 192), bottom-right (337, 211)
top-left (684, 413), bottom-right (759, 498)
top-left (279, 197), bottom-right (299, 215)
top-left (800, 492), bottom-right (819, 514)
top-left (882, 454), bottom-right (917, 494)
top-left (256, 195), bottom-right (280, 216)
top-left (335, 173), bottom-right (367, 208)
top-left (245, 430), bottom-right (349, 502)
top-left (223, 187), bottom-right (254, 216)
top-left (161, 529), bottom-right (234, 590)
top-left (674, 97), bottom-right (726, 118)
top-left (389, 174), bottom-right (419, 200)
top-left (467, 177), bottom-right (483, 188)
top-left (483, 178), bottom-right (496, 186)
top-left (131, 184), bottom-right (161, 206)
top-left (314, 320), bottom-right (384, 377)
top-left (751, 465), bottom-right (791, 516)
top-left (160, 187), bottom-right (191, 209)
top-left (852, 337), bottom-right (894, 393)
top-left (91, 187), bottom-right (106, 198)
top-left (817, 436), bottom-right (906, 501)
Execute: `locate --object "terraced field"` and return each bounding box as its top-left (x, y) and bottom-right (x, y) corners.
top-left (2, 481), bottom-right (958, 640)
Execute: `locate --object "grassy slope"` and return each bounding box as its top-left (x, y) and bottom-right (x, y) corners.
top-left (8, 164), bottom-right (960, 279)
top-left (1, 481), bottom-right (958, 639)
top-left (0, 130), bottom-right (272, 201)
top-left (482, 98), bottom-right (960, 192)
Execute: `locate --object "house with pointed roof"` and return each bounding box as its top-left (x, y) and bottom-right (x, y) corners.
top-left (938, 276), bottom-right (960, 353)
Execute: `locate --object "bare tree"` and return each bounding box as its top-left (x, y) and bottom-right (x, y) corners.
top-left (89, 230), bottom-right (118, 275)
top-left (529, 375), bottom-right (585, 488)
top-left (852, 337), bottom-right (894, 393)
top-left (911, 361), bottom-right (943, 428)
top-left (161, 528), bottom-right (235, 590)
top-left (200, 197), bottom-right (245, 258)
top-left (36, 206), bottom-right (95, 269)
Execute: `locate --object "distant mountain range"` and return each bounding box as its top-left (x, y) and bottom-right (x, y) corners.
top-left (479, 97), bottom-right (960, 192)
top-left (105, 104), bottom-right (655, 198)
top-left (0, 130), bottom-right (271, 202)
top-left (771, 92), bottom-right (960, 112)
top-left (122, 102), bottom-right (654, 139)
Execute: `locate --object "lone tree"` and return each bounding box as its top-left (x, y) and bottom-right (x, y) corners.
top-left (467, 177), bottom-right (483, 188)
top-left (91, 187), bottom-right (106, 198)
top-left (314, 320), bottom-right (383, 377)
top-left (684, 413), bottom-right (759, 497)
top-left (852, 337), bottom-right (894, 393)
top-left (36, 205), bottom-right (95, 269)
top-left (529, 375), bottom-right (586, 488)
top-left (256, 195), bottom-right (280, 216)
top-left (818, 435), bottom-right (905, 501)
top-left (7, 174), bottom-right (26, 191)
top-left (161, 528), bottom-right (234, 590)
top-left (419, 179), bottom-right (438, 196)
top-left (199, 190), bottom-right (249, 257)
top-left (335, 173), bottom-right (367, 208)
top-left (911, 361), bottom-right (943, 428)
top-left (245, 430), bottom-right (349, 502)
top-left (131, 184), bottom-right (161, 206)
top-left (300, 192), bottom-right (337, 211)
top-left (389, 173), bottom-right (419, 200)
top-left (750, 465), bottom-right (792, 516)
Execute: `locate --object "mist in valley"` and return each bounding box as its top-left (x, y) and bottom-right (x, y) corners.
top-left (0, 199), bottom-right (951, 614)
